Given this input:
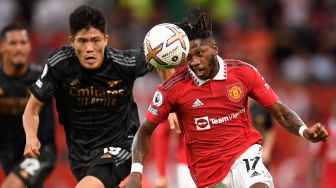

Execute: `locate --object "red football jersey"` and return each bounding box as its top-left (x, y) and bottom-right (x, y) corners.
top-left (146, 57), bottom-right (279, 187)
top-left (318, 117), bottom-right (336, 188)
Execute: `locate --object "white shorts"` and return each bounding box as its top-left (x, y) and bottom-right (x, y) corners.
top-left (211, 144), bottom-right (274, 188)
top-left (176, 163), bottom-right (197, 188)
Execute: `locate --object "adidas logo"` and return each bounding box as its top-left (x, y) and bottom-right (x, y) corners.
top-left (192, 99), bottom-right (204, 108)
top-left (250, 171), bottom-right (261, 178)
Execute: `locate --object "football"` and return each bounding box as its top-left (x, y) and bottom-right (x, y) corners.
top-left (144, 23), bottom-right (190, 69)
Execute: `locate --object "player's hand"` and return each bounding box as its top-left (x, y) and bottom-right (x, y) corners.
top-left (168, 113), bottom-right (181, 134)
top-left (303, 123), bottom-right (328, 143)
top-left (155, 176), bottom-right (168, 188)
top-left (23, 136), bottom-right (41, 158)
top-left (123, 173), bottom-right (142, 188)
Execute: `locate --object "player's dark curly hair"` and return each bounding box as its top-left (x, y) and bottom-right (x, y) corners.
top-left (69, 5), bottom-right (106, 36)
top-left (0, 24), bottom-right (27, 41)
top-left (176, 10), bottom-right (213, 41)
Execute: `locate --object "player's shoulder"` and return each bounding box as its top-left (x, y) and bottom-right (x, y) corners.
top-left (47, 45), bottom-right (76, 67)
top-left (20, 64), bottom-right (44, 81)
top-left (225, 59), bottom-right (259, 78)
top-left (105, 47), bottom-right (143, 66)
top-left (161, 65), bottom-right (189, 91)
top-left (225, 59), bottom-right (256, 70)
top-left (28, 63), bottom-right (43, 74)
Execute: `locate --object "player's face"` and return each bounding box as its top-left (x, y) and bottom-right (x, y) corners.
top-left (0, 30), bottom-right (31, 67)
top-left (186, 39), bottom-right (219, 80)
top-left (70, 27), bottom-right (108, 70)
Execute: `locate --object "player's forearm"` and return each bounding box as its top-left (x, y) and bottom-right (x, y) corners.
top-left (157, 68), bottom-right (175, 80)
top-left (23, 109), bottom-right (40, 139)
top-left (268, 102), bottom-right (306, 136)
top-left (22, 95), bottom-right (43, 139)
top-left (277, 109), bottom-right (305, 136)
top-left (131, 127), bottom-right (152, 164)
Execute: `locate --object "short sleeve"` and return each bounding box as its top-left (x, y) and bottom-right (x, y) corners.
top-left (145, 84), bottom-right (172, 123)
top-left (109, 47), bottom-right (153, 80)
top-left (30, 63), bottom-right (58, 102)
top-left (248, 68), bottom-right (279, 107)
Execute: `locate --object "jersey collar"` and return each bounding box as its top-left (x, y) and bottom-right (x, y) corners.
top-left (188, 55), bottom-right (227, 86)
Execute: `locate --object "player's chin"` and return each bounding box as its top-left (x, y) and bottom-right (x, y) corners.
top-left (13, 59), bottom-right (27, 65)
top-left (193, 68), bottom-right (210, 80)
top-left (196, 72), bottom-right (209, 80)
top-left (82, 61), bottom-right (101, 69)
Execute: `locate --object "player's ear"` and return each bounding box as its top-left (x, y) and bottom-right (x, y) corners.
top-left (27, 40), bottom-right (32, 53)
top-left (104, 34), bottom-right (109, 45)
top-left (0, 39), bottom-right (5, 53)
top-left (212, 43), bottom-right (218, 56)
top-left (69, 36), bottom-right (74, 47)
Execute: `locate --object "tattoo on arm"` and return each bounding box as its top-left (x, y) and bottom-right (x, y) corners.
top-left (268, 102), bottom-right (306, 136)
top-left (131, 121), bottom-right (156, 164)
top-left (132, 129), bottom-right (150, 164)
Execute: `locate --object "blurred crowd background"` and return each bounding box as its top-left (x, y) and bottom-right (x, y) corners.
top-left (0, 0), bottom-right (335, 187)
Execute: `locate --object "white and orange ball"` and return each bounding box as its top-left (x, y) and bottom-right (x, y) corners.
top-left (144, 23), bottom-right (190, 69)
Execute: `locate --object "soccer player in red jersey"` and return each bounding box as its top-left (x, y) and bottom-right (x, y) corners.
top-left (124, 12), bottom-right (328, 188)
top-left (153, 120), bottom-right (196, 188)
top-left (313, 101), bottom-right (336, 188)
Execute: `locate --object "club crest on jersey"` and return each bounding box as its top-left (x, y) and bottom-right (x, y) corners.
top-left (152, 90), bottom-right (163, 107)
top-left (226, 82), bottom-right (244, 102)
top-left (70, 79), bottom-right (80, 86)
top-left (107, 80), bottom-right (122, 87)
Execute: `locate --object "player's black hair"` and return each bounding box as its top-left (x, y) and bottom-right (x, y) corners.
top-left (0, 24), bottom-right (27, 41)
top-left (69, 5), bottom-right (106, 36)
top-left (176, 10), bottom-right (213, 41)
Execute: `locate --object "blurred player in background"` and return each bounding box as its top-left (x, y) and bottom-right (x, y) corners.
top-left (153, 120), bottom-right (196, 188)
top-left (249, 99), bottom-right (276, 167)
top-left (313, 101), bottom-right (336, 188)
top-left (242, 57), bottom-right (276, 167)
top-left (22, 5), bottom-right (173, 188)
top-left (0, 24), bottom-right (56, 188)
top-left (124, 11), bottom-right (328, 188)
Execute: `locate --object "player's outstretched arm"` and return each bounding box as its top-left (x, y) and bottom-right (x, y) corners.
top-left (168, 113), bottom-right (181, 134)
top-left (267, 101), bottom-right (328, 142)
top-left (22, 94), bottom-right (44, 158)
top-left (123, 119), bottom-right (158, 188)
top-left (156, 67), bottom-right (175, 80)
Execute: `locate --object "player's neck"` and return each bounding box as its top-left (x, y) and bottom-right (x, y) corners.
top-left (209, 58), bottom-right (219, 79)
top-left (2, 61), bottom-right (28, 77)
